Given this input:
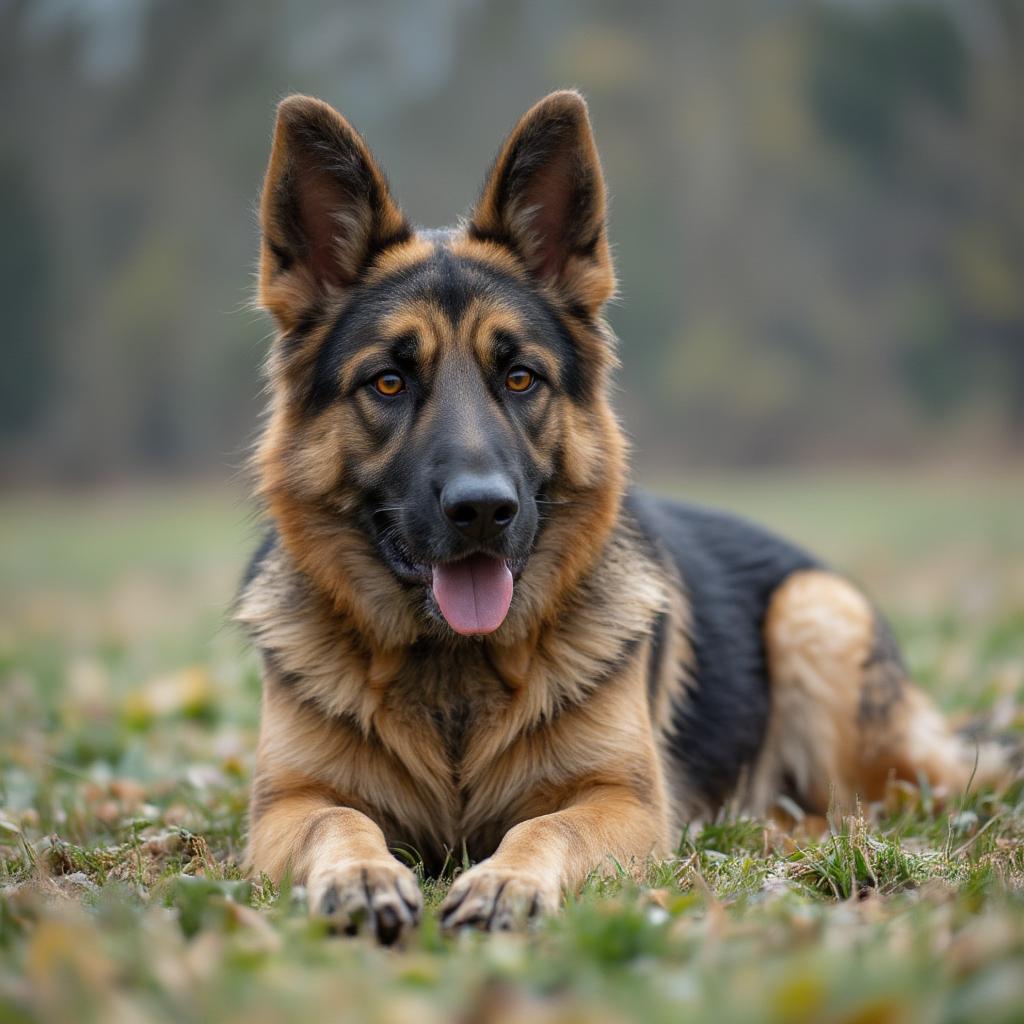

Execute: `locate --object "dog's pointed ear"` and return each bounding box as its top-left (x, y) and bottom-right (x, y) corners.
top-left (258, 95), bottom-right (411, 328)
top-left (468, 91), bottom-right (614, 316)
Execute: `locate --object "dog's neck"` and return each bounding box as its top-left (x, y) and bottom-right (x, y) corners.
top-left (236, 508), bottom-right (669, 728)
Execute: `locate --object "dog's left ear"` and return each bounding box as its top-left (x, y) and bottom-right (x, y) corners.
top-left (468, 91), bottom-right (615, 317)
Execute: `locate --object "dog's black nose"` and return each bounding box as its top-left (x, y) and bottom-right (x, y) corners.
top-left (441, 473), bottom-right (519, 540)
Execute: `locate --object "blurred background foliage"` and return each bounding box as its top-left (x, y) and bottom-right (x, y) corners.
top-left (2, 8), bottom-right (1023, 1017)
top-left (1, 0), bottom-right (1022, 482)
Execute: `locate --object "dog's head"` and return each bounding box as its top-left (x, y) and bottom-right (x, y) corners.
top-left (256, 92), bottom-right (626, 647)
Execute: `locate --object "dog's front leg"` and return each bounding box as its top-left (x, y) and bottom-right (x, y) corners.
top-left (248, 790), bottom-right (422, 944)
top-left (439, 783), bottom-right (665, 931)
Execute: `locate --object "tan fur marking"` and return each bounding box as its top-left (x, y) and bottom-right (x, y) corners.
top-left (448, 235), bottom-right (531, 282)
top-left (362, 237), bottom-right (435, 286)
top-left (752, 569), bottom-right (1003, 815)
top-left (759, 570), bottom-right (872, 810)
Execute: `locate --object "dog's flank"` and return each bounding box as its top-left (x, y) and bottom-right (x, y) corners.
top-left (239, 90), bottom-right (1013, 943)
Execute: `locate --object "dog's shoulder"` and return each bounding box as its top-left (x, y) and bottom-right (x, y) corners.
top-left (625, 488), bottom-right (821, 815)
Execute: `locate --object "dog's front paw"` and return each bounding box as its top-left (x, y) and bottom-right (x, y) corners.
top-left (440, 864), bottom-right (559, 932)
top-left (307, 859), bottom-right (422, 944)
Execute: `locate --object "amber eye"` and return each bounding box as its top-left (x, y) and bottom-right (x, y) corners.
top-left (373, 372), bottom-right (405, 397)
top-left (505, 367), bottom-right (536, 393)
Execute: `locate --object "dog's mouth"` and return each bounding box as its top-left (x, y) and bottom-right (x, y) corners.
top-left (373, 519), bottom-right (526, 636)
top-left (431, 554), bottom-right (514, 635)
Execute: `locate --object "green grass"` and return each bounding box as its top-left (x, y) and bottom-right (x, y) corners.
top-left (1, 471), bottom-right (1022, 1023)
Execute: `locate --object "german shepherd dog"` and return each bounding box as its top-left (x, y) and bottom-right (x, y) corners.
top-left (238, 91), bottom-right (1006, 942)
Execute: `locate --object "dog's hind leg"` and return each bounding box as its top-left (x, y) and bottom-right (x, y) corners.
top-left (748, 569), bottom-right (1010, 817)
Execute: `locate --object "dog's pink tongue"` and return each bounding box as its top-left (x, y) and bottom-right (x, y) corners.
top-left (432, 555), bottom-right (513, 636)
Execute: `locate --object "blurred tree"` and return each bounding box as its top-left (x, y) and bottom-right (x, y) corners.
top-left (0, 162), bottom-right (52, 436)
top-left (808, 3), bottom-right (967, 166)
top-left (0, 0), bottom-right (1021, 479)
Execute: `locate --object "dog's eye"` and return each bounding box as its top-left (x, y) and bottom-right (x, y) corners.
top-left (505, 367), bottom-right (536, 393)
top-left (373, 373), bottom-right (405, 397)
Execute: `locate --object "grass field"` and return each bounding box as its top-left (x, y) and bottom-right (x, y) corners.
top-left (1, 471), bottom-right (1022, 1023)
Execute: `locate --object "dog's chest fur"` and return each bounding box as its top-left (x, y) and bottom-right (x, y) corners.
top-left (239, 527), bottom-right (670, 868)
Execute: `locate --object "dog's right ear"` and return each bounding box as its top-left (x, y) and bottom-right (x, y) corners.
top-left (258, 96), bottom-right (410, 330)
